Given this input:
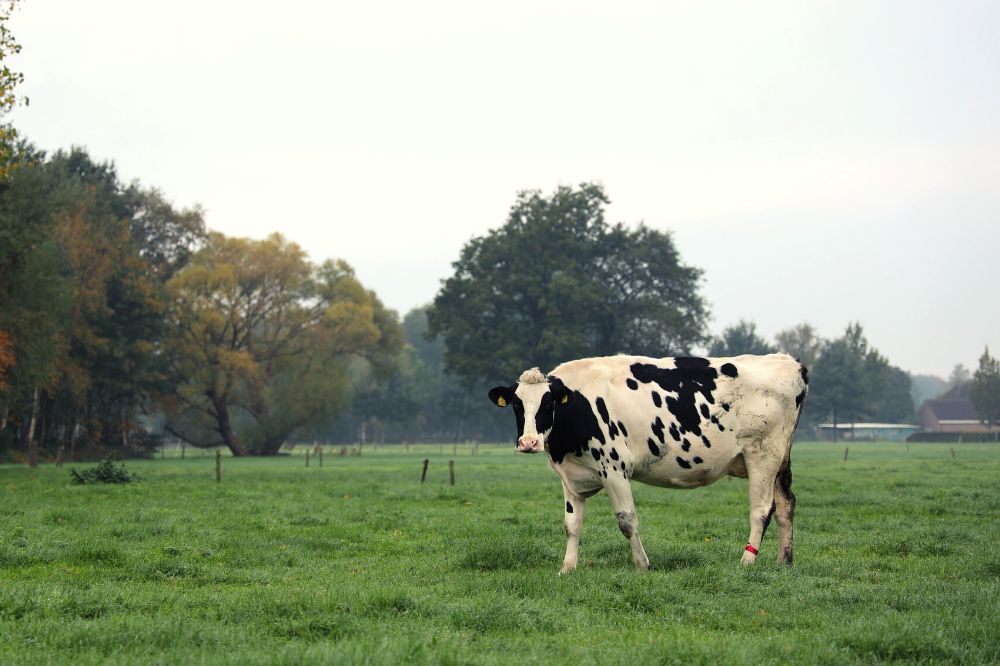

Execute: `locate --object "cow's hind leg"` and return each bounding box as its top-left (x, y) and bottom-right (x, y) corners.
top-left (603, 480), bottom-right (650, 570)
top-left (560, 484), bottom-right (587, 575)
top-left (773, 462), bottom-right (795, 565)
top-left (741, 452), bottom-right (781, 566)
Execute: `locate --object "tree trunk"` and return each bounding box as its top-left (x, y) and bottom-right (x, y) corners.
top-left (69, 422), bottom-right (79, 462)
top-left (27, 387), bottom-right (39, 468)
top-left (212, 397), bottom-right (249, 456)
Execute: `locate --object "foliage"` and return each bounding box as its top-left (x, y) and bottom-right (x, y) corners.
top-left (69, 456), bottom-right (141, 484)
top-left (2, 443), bottom-right (999, 663)
top-left (708, 319), bottom-right (776, 356)
top-left (0, 1), bottom-right (24, 179)
top-left (161, 233), bottom-right (402, 455)
top-left (947, 363), bottom-right (971, 390)
top-left (429, 183), bottom-right (708, 384)
top-left (0, 145), bottom-right (204, 460)
top-left (909, 373), bottom-right (948, 409)
top-left (970, 347), bottom-right (1000, 427)
top-left (807, 323), bottom-right (914, 429)
top-left (774, 322), bottom-right (823, 367)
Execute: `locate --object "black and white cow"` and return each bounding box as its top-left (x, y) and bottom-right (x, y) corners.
top-left (489, 354), bottom-right (808, 573)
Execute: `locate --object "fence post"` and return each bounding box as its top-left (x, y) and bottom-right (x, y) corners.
top-left (843, 447), bottom-right (849, 461)
top-left (181, 443), bottom-right (186, 459)
top-left (449, 459), bottom-right (455, 485)
top-left (305, 450), bottom-right (310, 467)
top-left (216, 449), bottom-right (221, 483)
top-left (421, 459), bottom-right (429, 483)
top-left (951, 447), bottom-right (955, 459)
top-left (319, 447), bottom-right (323, 467)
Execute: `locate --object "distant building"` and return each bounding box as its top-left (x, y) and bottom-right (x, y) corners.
top-left (918, 382), bottom-right (999, 433)
top-left (816, 423), bottom-right (922, 442)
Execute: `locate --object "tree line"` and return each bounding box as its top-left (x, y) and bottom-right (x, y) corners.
top-left (5, 159), bottom-right (997, 461)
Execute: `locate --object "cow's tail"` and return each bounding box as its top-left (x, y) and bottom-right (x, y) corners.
top-left (789, 361), bottom-right (809, 445)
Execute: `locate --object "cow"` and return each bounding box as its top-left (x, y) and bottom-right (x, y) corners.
top-left (488, 353), bottom-right (808, 573)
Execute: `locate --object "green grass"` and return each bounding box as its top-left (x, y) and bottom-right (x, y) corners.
top-left (1, 442), bottom-right (999, 664)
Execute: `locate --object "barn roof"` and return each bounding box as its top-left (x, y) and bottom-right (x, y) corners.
top-left (922, 399), bottom-right (980, 421)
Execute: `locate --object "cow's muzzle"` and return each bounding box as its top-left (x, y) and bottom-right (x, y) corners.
top-left (516, 436), bottom-right (542, 454)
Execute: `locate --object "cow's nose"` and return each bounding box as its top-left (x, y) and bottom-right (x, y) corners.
top-left (517, 436), bottom-right (541, 453)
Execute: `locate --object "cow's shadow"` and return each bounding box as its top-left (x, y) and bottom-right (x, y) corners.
top-left (589, 543), bottom-right (707, 571)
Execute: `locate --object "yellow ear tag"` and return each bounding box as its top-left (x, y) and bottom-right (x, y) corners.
top-left (561, 394), bottom-right (569, 404)
top-left (497, 397), bottom-right (506, 407)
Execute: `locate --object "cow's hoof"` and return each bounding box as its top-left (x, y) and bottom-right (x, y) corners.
top-left (740, 552), bottom-right (757, 566)
top-left (559, 565), bottom-right (576, 575)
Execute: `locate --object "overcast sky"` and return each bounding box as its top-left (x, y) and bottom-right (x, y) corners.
top-left (10, 1), bottom-right (1000, 378)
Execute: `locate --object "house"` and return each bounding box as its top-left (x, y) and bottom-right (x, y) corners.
top-left (918, 382), bottom-right (999, 433)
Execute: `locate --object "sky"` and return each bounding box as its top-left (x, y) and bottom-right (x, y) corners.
top-left (9, 0), bottom-right (1000, 378)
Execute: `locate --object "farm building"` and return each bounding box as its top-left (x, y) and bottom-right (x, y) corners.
top-left (816, 423), bottom-right (922, 442)
top-left (917, 382), bottom-right (999, 433)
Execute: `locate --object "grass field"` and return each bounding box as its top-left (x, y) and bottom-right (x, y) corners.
top-left (1, 442), bottom-right (999, 665)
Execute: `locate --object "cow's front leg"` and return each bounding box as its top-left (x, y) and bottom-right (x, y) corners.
top-left (560, 485), bottom-right (586, 574)
top-left (604, 479), bottom-right (650, 570)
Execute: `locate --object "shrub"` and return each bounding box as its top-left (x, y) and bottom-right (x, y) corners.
top-left (70, 457), bottom-right (141, 484)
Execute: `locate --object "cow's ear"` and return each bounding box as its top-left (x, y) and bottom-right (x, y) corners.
top-left (488, 386), bottom-right (515, 408)
top-left (549, 377), bottom-right (573, 406)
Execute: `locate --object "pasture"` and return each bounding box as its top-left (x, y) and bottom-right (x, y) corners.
top-left (1, 442), bottom-right (999, 665)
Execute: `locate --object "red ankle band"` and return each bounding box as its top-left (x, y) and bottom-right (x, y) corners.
top-left (745, 544), bottom-right (758, 555)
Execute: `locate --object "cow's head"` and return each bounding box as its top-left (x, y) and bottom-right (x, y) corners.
top-left (488, 367), bottom-right (573, 453)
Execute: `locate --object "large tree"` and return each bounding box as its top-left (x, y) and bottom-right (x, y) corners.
top-left (162, 232), bottom-right (401, 455)
top-left (708, 319), bottom-right (777, 356)
top-left (774, 322), bottom-right (823, 367)
top-left (428, 183), bottom-right (708, 384)
top-left (807, 322), bottom-right (914, 433)
top-left (970, 347), bottom-right (1000, 428)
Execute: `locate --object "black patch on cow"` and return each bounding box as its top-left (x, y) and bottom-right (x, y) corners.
top-left (608, 421), bottom-right (619, 440)
top-left (778, 462), bottom-right (794, 497)
top-left (651, 391), bottom-right (662, 408)
top-left (651, 416), bottom-right (665, 444)
top-left (512, 400), bottom-right (525, 444)
top-left (566, 501), bottom-right (573, 513)
top-left (626, 378), bottom-right (638, 390)
top-left (668, 422), bottom-right (681, 442)
top-left (720, 362), bottom-right (738, 377)
top-left (534, 392), bottom-right (554, 435)
top-left (799, 364), bottom-right (809, 385)
top-left (647, 438), bottom-right (660, 457)
top-left (631, 359), bottom-right (722, 442)
top-left (545, 387), bottom-right (605, 464)
top-left (795, 389), bottom-right (806, 408)
top-left (676, 456), bottom-right (692, 469)
top-left (596, 397), bottom-right (611, 424)
top-left (721, 402), bottom-right (730, 411)
top-left (590, 447), bottom-right (600, 461)
top-left (700, 403), bottom-right (710, 419)
top-left (617, 421), bottom-right (628, 437)
top-left (681, 439), bottom-right (691, 452)
top-left (610, 448), bottom-right (619, 461)
top-left (761, 500), bottom-right (776, 539)
top-left (701, 435), bottom-right (711, 448)
top-left (693, 456), bottom-right (703, 464)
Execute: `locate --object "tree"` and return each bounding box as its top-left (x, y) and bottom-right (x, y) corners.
top-left (808, 323), bottom-right (872, 433)
top-left (428, 183), bottom-right (708, 384)
top-left (708, 320), bottom-right (777, 356)
top-left (774, 323), bottom-right (823, 367)
top-left (0, 1), bottom-right (25, 179)
top-left (161, 233), bottom-right (401, 456)
top-left (970, 347), bottom-right (1000, 427)
top-left (948, 363), bottom-right (971, 389)
top-left (807, 322), bottom-right (914, 435)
